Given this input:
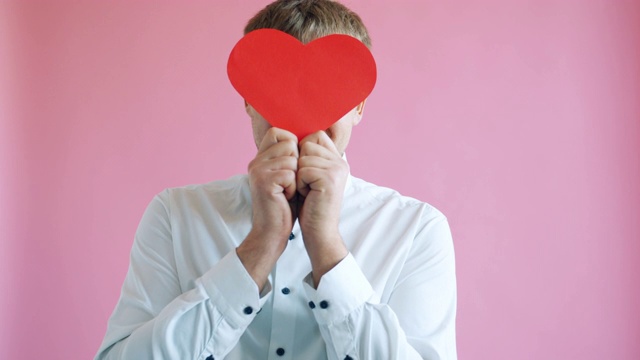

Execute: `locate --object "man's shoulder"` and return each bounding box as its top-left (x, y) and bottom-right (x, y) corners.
top-left (156, 174), bottom-right (250, 209)
top-left (349, 176), bottom-right (447, 221)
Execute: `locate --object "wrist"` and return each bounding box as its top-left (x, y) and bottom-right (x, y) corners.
top-left (300, 222), bottom-right (340, 242)
top-left (237, 230), bottom-right (287, 291)
top-left (304, 234), bottom-right (348, 288)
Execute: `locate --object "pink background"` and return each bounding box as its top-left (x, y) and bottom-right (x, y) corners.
top-left (1, 1), bottom-right (639, 359)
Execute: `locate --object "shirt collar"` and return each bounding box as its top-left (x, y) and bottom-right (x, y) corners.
top-left (342, 152), bottom-right (353, 195)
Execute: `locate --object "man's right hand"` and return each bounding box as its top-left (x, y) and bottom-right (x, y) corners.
top-left (237, 127), bottom-right (299, 291)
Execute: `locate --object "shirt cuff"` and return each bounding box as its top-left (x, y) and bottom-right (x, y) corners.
top-left (302, 253), bottom-right (375, 325)
top-left (198, 250), bottom-right (272, 329)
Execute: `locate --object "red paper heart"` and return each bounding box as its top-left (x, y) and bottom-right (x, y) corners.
top-left (227, 29), bottom-right (377, 140)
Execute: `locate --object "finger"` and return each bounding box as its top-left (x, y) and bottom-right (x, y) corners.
top-left (298, 154), bottom-right (334, 170)
top-left (299, 140), bottom-right (337, 159)
top-left (296, 155), bottom-right (349, 195)
top-left (258, 141), bottom-right (299, 161)
top-left (275, 158), bottom-right (298, 201)
top-left (248, 145), bottom-right (297, 175)
top-left (296, 175), bottom-right (310, 198)
top-left (278, 170), bottom-right (297, 201)
top-left (258, 127), bottom-right (299, 155)
top-left (248, 155), bottom-right (297, 192)
top-left (299, 131), bottom-right (340, 155)
top-left (262, 167), bottom-right (296, 198)
top-left (264, 155), bottom-right (298, 172)
top-left (296, 166), bottom-right (325, 197)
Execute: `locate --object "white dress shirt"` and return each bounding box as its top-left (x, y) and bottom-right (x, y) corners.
top-left (95, 173), bottom-right (457, 360)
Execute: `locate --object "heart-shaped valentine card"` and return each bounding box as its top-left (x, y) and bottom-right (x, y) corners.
top-left (227, 29), bottom-right (377, 140)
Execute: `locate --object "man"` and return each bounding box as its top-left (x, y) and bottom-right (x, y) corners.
top-left (95, 1), bottom-right (457, 359)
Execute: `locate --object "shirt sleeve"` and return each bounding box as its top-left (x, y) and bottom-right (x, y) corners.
top-left (95, 191), bottom-right (271, 360)
top-left (302, 212), bottom-right (457, 360)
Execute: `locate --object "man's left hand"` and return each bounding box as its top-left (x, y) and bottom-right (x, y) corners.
top-left (296, 131), bottom-right (350, 287)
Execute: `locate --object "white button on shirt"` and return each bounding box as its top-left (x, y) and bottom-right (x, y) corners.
top-left (95, 173), bottom-right (457, 360)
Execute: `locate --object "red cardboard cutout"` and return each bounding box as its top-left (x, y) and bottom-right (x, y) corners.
top-left (227, 29), bottom-right (377, 140)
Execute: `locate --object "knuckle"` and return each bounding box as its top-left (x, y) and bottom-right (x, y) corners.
top-left (265, 127), bottom-right (279, 136)
top-left (301, 140), bottom-right (315, 151)
top-left (284, 139), bottom-right (298, 152)
top-left (287, 156), bottom-right (298, 169)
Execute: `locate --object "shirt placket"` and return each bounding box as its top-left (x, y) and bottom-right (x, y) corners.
top-left (267, 223), bottom-right (305, 360)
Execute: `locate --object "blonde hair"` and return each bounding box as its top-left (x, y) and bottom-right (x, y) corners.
top-left (244, 0), bottom-right (372, 48)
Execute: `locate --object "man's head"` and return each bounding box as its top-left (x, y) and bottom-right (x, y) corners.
top-left (243, 0), bottom-right (371, 154)
top-left (244, 0), bottom-right (371, 48)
